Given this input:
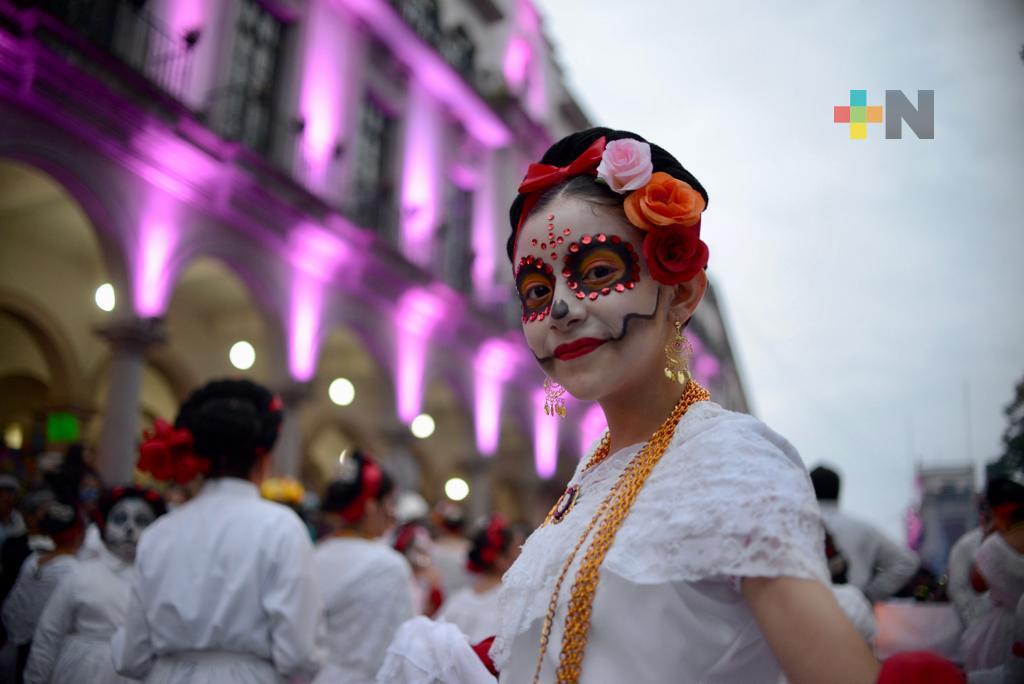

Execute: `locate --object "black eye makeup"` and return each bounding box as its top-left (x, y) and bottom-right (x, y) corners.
top-left (562, 234), bottom-right (640, 300)
top-left (515, 255), bottom-right (555, 321)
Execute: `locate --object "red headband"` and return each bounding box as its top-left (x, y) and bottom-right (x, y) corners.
top-left (340, 458), bottom-right (384, 523)
top-left (513, 136), bottom-right (607, 257)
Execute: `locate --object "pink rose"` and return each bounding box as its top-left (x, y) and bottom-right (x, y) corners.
top-left (596, 139), bottom-right (653, 194)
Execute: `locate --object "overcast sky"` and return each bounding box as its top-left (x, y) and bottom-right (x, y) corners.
top-left (535, 0), bottom-right (1024, 540)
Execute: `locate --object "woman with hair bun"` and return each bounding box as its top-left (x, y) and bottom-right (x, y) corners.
top-left (379, 128), bottom-right (963, 683)
top-left (111, 379), bottom-right (323, 684)
top-left (437, 515), bottom-right (524, 643)
top-left (25, 486), bottom-right (165, 684)
top-left (312, 450), bottom-right (415, 684)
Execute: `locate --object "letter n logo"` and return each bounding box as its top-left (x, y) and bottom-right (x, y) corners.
top-left (885, 90), bottom-right (934, 139)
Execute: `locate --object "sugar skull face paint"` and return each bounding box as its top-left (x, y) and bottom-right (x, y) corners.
top-left (104, 497), bottom-right (156, 563)
top-left (514, 195), bottom-right (673, 402)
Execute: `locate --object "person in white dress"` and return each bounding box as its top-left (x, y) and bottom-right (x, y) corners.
top-left (962, 470), bottom-right (1024, 672)
top-left (111, 379), bottom-right (324, 683)
top-left (25, 486), bottom-right (166, 684)
top-left (379, 128), bottom-right (969, 684)
top-left (431, 503), bottom-right (472, 597)
top-left (313, 451), bottom-right (415, 684)
top-left (2, 502), bottom-right (83, 681)
top-left (438, 515), bottom-right (525, 643)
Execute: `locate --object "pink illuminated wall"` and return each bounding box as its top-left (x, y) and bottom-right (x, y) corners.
top-left (395, 287), bottom-right (445, 422)
top-left (474, 339), bottom-right (515, 456)
top-left (503, 0), bottom-right (547, 121)
top-left (400, 84), bottom-right (443, 266)
top-left (296, 0), bottom-right (363, 193)
top-left (132, 189), bottom-right (181, 317)
top-left (579, 403), bottom-right (608, 459)
top-left (533, 388), bottom-right (559, 479)
top-left (287, 225), bottom-right (351, 381)
top-left (688, 334), bottom-right (721, 387)
top-left (470, 151), bottom-right (499, 299)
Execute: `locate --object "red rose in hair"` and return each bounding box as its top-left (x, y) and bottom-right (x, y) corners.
top-left (641, 223), bottom-right (708, 285)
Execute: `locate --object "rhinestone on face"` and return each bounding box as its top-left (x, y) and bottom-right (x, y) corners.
top-left (575, 292), bottom-right (585, 299)
top-left (614, 283), bottom-right (625, 292)
top-left (611, 235), bottom-right (621, 244)
top-left (588, 292), bottom-right (598, 300)
top-left (596, 234), bottom-right (607, 243)
top-left (601, 287), bottom-right (611, 295)
top-left (547, 214), bottom-right (554, 221)
top-left (581, 235), bottom-right (592, 245)
top-left (569, 243), bottom-right (580, 253)
top-left (563, 228), bottom-right (571, 236)
top-left (531, 238), bottom-right (538, 246)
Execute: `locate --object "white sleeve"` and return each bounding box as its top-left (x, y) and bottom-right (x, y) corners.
top-left (262, 516), bottom-right (324, 680)
top-left (110, 571), bottom-right (157, 679)
top-left (353, 560), bottom-right (418, 677)
top-left (376, 616), bottom-right (495, 684)
top-left (25, 572), bottom-right (76, 684)
top-left (863, 532), bottom-right (919, 601)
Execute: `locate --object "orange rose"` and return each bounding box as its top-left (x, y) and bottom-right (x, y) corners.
top-left (623, 172), bottom-right (706, 230)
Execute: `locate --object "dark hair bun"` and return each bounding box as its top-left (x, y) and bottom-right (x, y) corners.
top-left (175, 379), bottom-right (283, 479)
top-left (507, 127), bottom-right (708, 261)
top-left (467, 514), bottom-right (512, 573)
top-left (321, 450), bottom-right (394, 515)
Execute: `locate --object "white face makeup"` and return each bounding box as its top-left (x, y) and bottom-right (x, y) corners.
top-left (104, 498), bottom-right (156, 563)
top-left (514, 195), bottom-right (671, 402)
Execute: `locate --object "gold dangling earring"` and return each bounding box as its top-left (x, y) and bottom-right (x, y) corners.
top-left (664, 321), bottom-right (693, 385)
top-left (543, 376), bottom-right (568, 418)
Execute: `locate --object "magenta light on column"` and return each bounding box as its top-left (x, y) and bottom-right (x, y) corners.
top-left (286, 224), bottom-right (351, 381)
top-left (473, 339), bottom-right (514, 456)
top-left (297, 0), bottom-right (351, 189)
top-left (470, 151), bottom-right (497, 298)
top-left (134, 219), bottom-right (177, 317)
top-left (533, 389), bottom-right (558, 479)
top-left (579, 403), bottom-right (608, 459)
top-left (395, 288), bottom-right (444, 423)
top-left (400, 84), bottom-right (442, 266)
top-left (335, 0), bottom-right (510, 148)
top-left (502, 35), bottom-right (530, 90)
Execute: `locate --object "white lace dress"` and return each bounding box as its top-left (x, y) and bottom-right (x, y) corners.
top-left (961, 532), bottom-right (1024, 671)
top-left (379, 401), bottom-right (828, 683)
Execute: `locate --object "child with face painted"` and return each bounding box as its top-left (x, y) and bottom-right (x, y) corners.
top-left (24, 487), bottom-right (165, 684)
top-left (378, 129), bottom-right (964, 684)
top-left (111, 379), bottom-right (324, 684)
top-left (312, 451), bottom-right (416, 683)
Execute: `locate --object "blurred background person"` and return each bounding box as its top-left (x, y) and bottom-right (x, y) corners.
top-left (1, 502), bottom-right (83, 683)
top-left (948, 498), bottom-right (993, 631)
top-left (961, 463), bottom-right (1024, 673)
top-left (24, 486), bottom-right (166, 684)
top-left (313, 451), bottom-right (414, 684)
top-left (430, 502), bottom-right (471, 598)
top-left (811, 465), bottom-right (920, 601)
top-left (0, 476), bottom-right (24, 551)
top-left (111, 379), bottom-right (322, 684)
top-left (393, 521), bottom-right (445, 617)
top-left (437, 515), bottom-right (525, 643)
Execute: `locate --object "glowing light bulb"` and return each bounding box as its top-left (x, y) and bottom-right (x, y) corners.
top-left (229, 341), bottom-right (256, 370)
top-left (444, 477), bottom-right (469, 502)
top-left (410, 413), bottom-right (435, 439)
top-left (94, 283), bottom-right (115, 312)
top-left (328, 378), bottom-right (355, 406)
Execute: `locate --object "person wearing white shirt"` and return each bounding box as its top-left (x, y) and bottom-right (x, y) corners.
top-left (25, 486), bottom-right (165, 684)
top-left (811, 465), bottom-right (920, 601)
top-left (948, 524), bottom-right (992, 629)
top-left (111, 379), bottom-right (324, 684)
top-left (312, 451), bottom-right (415, 684)
top-left (437, 515), bottom-right (524, 644)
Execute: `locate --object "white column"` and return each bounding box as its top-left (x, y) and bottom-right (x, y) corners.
top-left (96, 318), bottom-right (165, 485)
top-left (468, 458), bottom-right (492, 521)
top-left (270, 383), bottom-right (310, 478)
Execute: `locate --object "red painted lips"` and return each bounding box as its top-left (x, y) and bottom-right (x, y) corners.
top-left (553, 337), bottom-right (607, 361)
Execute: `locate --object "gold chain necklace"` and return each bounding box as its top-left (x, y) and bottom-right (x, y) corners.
top-left (532, 381), bottom-right (710, 684)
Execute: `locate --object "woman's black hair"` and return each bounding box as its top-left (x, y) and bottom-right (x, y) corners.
top-left (98, 485), bottom-right (167, 526)
top-left (506, 127), bottom-right (708, 262)
top-left (321, 450), bottom-right (395, 515)
top-left (175, 379), bottom-right (282, 480)
top-left (466, 515), bottom-right (517, 574)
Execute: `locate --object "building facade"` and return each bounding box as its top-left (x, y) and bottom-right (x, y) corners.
top-left (0, 0), bottom-right (747, 521)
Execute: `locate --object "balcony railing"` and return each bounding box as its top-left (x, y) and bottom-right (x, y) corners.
top-left (25, 0), bottom-right (197, 102)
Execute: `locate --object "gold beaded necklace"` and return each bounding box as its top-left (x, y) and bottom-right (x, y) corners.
top-left (532, 381), bottom-right (710, 684)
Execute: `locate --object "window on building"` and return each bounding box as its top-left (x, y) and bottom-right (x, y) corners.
top-left (440, 26), bottom-right (475, 83)
top-left (438, 183), bottom-right (473, 292)
top-left (220, 0), bottom-right (286, 155)
top-left (391, 0), bottom-right (441, 47)
top-left (349, 95), bottom-right (397, 238)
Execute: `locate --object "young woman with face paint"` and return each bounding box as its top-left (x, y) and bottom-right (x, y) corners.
top-left (379, 129), bottom-right (963, 684)
top-left (311, 451), bottom-right (417, 684)
top-left (111, 380), bottom-right (324, 684)
top-left (24, 487), bottom-right (165, 684)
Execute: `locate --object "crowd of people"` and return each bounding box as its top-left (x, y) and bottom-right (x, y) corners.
top-left (0, 127), bottom-right (1020, 683)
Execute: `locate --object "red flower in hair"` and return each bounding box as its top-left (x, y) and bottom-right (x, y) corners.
top-left (137, 420), bottom-right (208, 485)
top-left (641, 223), bottom-right (708, 285)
